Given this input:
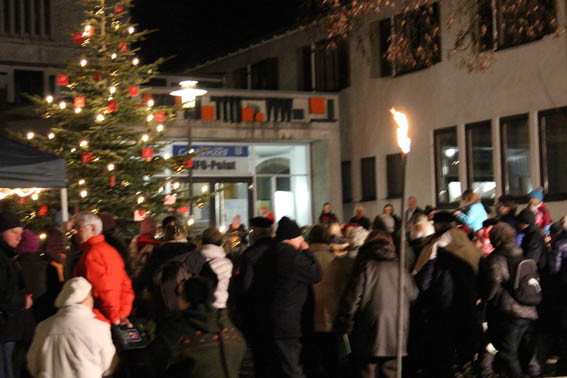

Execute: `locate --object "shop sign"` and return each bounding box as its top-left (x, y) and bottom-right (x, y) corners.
top-left (172, 144), bottom-right (252, 176)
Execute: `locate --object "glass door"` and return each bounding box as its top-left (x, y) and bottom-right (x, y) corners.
top-left (214, 179), bottom-right (253, 230)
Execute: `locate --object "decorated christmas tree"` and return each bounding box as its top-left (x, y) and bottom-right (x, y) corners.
top-left (15, 0), bottom-right (196, 229)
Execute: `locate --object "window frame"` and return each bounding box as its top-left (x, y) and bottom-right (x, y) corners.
top-left (499, 113), bottom-right (531, 202)
top-left (386, 153), bottom-right (403, 199)
top-left (360, 156), bottom-right (377, 202)
top-left (341, 160), bottom-right (353, 203)
top-left (538, 106), bottom-right (567, 201)
top-left (434, 126), bottom-right (460, 208)
top-left (465, 120), bottom-right (495, 204)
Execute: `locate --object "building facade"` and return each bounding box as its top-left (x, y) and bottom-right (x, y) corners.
top-left (189, 0), bottom-right (567, 222)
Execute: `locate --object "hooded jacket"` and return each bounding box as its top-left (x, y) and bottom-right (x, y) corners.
top-left (73, 234), bottom-right (134, 324)
top-left (334, 240), bottom-right (418, 357)
top-left (199, 244), bottom-right (233, 309)
top-left (148, 306), bottom-right (245, 378)
top-left (27, 304), bottom-right (115, 378)
top-left (482, 245), bottom-right (538, 320)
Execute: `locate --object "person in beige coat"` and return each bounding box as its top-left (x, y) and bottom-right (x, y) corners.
top-left (27, 277), bottom-right (116, 378)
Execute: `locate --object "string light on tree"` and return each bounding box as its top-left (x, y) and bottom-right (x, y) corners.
top-left (128, 26), bottom-right (135, 34)
top-left (187, 217), bottom-right (195, 226)
top-left (137, 195), bottom-right (145, 204)
top-left (80, 58), bottom-right (88, 67)
top-left (107, 163), bottom-right (115, 172)
top-left (75, 107), bottom-right (82, 114)
top-left (147, 99), bottom-right (154, 107)
top-left (96, 114), bottom-right (105, 122)
top-left (201, 185), bottom-right (209, 193)
top-left (26, 132), bottom-right (34, 140)
top-left (146, 114), bottom-right (153, 122)
top-left (71, 148), bottom-right (77, 152)
top-left (45, 95), bottom-right (53, 103)
top-left (31, 193), bottom-right (39, 201)
top-left (59, 101), bottom-right (67, 110)
top-left (109, 86), bottom-right (116, 94)
top-left (78, 179), bottom-right (86, 185)
top-left (156, 124), bottom-right (164, 132)
top-left (111, 53), bottom-right (117, 60)
top-left (39, 233), bottom-right (47, 240)
top-left (48, 132), bottom-right (55, 139)
top-left (79, 140), bottom-right (88, 148)
top-left (141, 134), bottom-right (149, 142)
top-left (132, 57), bottom-right (139, 66)
top-left (80, 190), bottom-right (88, 198)
top-left (163, 152), bottom-right (171, 160)
top-left (173, 182), bottom-right (180, 190)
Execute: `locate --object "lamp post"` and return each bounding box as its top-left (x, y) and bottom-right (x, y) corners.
top-left (170, 81), bottom-right (207, 218)
top-left (390, 107), bottom-right (411, 378)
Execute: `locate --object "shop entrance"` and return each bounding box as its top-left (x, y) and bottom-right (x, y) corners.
top-left (184, 178), bottom-right (253, 229)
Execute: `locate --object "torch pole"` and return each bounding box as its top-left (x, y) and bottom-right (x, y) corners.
top-left (396, 152), bottom-right (408, 378)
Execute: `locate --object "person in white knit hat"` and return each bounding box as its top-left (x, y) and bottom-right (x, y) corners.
top-left (27, 277), bottom-right (116, 378)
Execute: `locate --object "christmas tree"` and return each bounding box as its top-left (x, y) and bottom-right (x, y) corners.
top-left (15, 0), bottom-right (197, 229)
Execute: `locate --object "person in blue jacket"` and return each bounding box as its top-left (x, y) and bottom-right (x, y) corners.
top-left (454, 190), bottom-right (488, 234)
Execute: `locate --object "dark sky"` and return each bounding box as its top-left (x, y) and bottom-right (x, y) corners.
top-left (131, 0), bottom-right (309, 73)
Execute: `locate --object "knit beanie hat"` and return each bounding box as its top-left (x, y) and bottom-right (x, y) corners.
top-left (528, 189), bottom-right (544, 201)
top-left (55, 277), bottom-right (92, 308)
top-left (517, 208), bottom-right (535, 226)
top-left (16, 229), bottom-right (39, 254)
top-left (276, 216), bottom-right (302, 241)
top-left (140, 217), bottom-right (157, 236)
top-left (0, 212), bottom-right (22, 233)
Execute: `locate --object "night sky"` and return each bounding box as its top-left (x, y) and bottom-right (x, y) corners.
top-left (131, 0), bottom-right (309, 73)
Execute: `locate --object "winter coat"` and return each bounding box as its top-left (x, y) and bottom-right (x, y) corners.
top-left (456, 203), bottom-right (488, 233)
top-left (349, 216), bottom-right (371, 230)
top-left (550, 230), bottom-right (567, 280)
top-left (271, 242), bottom-right (322, 339)
top-left (334, 240), bottom-right (418, 357)
top-left (73, 234), bottom-right (135, 324)
top-left (232, 236), bottom-right (276, 338)
top-left (0, 240), bottom-right (31, 343)
top-left (200, 244), bottom-right (233, 309)
top-left (310, 243), bottom-right (337, 332)
top-left (482, 245), bottom-right (538, 320)
top-left (147, 306), bottom-right (245, 378)
top-left (520, 225), bottom-right (547, 271)
top-left (27, 304), bottom-right (115, 378)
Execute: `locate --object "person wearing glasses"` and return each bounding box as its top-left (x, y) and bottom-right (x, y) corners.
top-left (71, 212), bottom-right (134, 327)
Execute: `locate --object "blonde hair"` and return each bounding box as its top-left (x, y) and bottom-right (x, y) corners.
top-left (462, 190), bottom-right (480, 205)
top-left (328, 222), bottom-right (342, 237)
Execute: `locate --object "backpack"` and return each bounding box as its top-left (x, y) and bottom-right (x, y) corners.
top-left (153, 255), bottom-right (192, 312)
top-left (506, 256), bottom-right (542, 306)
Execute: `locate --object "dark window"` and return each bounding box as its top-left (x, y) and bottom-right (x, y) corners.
top-left (539, 107), bottom-right (567, 199)
top-left (34, 0), bottom-right (40, 35)
top-left (479, 0), bottom-right (556, 51)
top-left (152, 94), bottom-right (175, 107)
top-left (500, 114), bottom-right (532, 198)
top-left (14, 0), bottom-right (20, 33)
top-left (341, 161), bottom-right (352, 203)
top-left (0, 72), bottom-right (8, 107)
top-left (386, 153), bottom-right (403, 198)
top-left (24, 0), bottom-right (30, 34)
top-left (232, 67), bottom-right (248, 89)
top-left (4, 0), bottom-right (11, 33)
top-left (276, 177), bottom-right (291, 191)
top-left (145, 78), bottom-right (167, 87)
top-left (361, 157), bottom-right (376, 201)
top-left (44, 0), bottom-right (50, 35)
top-left (298, 45), bottom-right (312, 91)
top-left (251, 57), bottom-right (278, 90)
top-left (14, 69), bottom-right (43, 104)
top-left (466, 121), bottom-right (495, 201)
top-left (48, 74), bottom-right (56, 95)
top-left (313, 40), bottom-right (349, 91)
top-left (379, 2), bottom-right (441, 77)
top-left (434, 127), bottom-right (461, 206)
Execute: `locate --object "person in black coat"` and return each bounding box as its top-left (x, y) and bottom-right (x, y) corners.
top-left (250, 216), bottom-right (322, 378)
top-left (350, 206), bottom-right (371, 230)
top-left (334, 231), bottom-right (418, 378)
top-left (319, 202), bottom-right (339, 225)
top-left (517, 209), bottom-right (547, 271)
top-left (0, 212), bottom-right (33, 378)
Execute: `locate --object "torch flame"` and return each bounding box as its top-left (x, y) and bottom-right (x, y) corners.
top-left (390, 107), bottom-right (411, 154)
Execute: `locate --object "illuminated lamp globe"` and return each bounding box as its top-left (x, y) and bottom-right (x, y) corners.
top-left (170, 80), bottom-right (207, 109)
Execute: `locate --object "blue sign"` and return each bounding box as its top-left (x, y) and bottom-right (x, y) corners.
top-left (172, 144), bottom-right (249, 158)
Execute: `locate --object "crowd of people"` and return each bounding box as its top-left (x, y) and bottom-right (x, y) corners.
top-left (0, 187), bottom-right (565, 378)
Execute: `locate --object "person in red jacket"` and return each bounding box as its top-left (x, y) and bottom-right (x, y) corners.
top-left (72, 212), bottom-right (134, 326)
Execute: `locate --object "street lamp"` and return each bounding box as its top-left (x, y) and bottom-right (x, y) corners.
top-left (170, 80), bottom-right (207, 220)
top-left (390, 107), bottom-right (411, 378)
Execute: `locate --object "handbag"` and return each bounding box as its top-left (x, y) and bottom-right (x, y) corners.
top-left (111, 324), bottom-right (149, 351)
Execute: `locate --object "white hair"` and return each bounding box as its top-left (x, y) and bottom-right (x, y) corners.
top-left (72, 212), bottom-right (103, 235)
top-left (354, 205), bottom-right (365, 215)
top-left (348, 226), bottom-right (370, 249)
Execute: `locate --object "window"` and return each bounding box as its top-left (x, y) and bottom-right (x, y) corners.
top-left (232, 67), bottom-right (248, 89)
top-left (361, 157), bottom-right (376, 201)
top-left (478, 0), bottom-right (556, 50)
top-left (14, 0), bottom-right (21, 33)
top-left (466, 121), bottom-right (495, 201)
top-left (539, 107), bottom-right (567, 199)
top-left (379, 2), bottom-right (441, 77)
top-left (44, 0), bottom-right (50, 35)
top-left (298, 41), bottom-right (349, 91)
top-left (0, 72), bottom-right (8, 107)
top-left (34, 0), bottom-right (40, 35)
top-left (386, 153), bottom-right (403, 198)
top-left (14, 69), bottom-right (44, 104)
top-left (251, 58), bottom-right (278, 90)
top-left (2, 0), bottom-right (50, 36)
top-left (341, 161), bottom-right (352, 203)
top-left (434, 127), bottom-right (461, 206)
top-left (500, 114), bottom-right (532, 197)
top-left (24, 0), bottom-right (30, 34)
top-left (4, 0), bottom-right (11, 33)
top-left (145, 78), bottom-right (167, 87)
